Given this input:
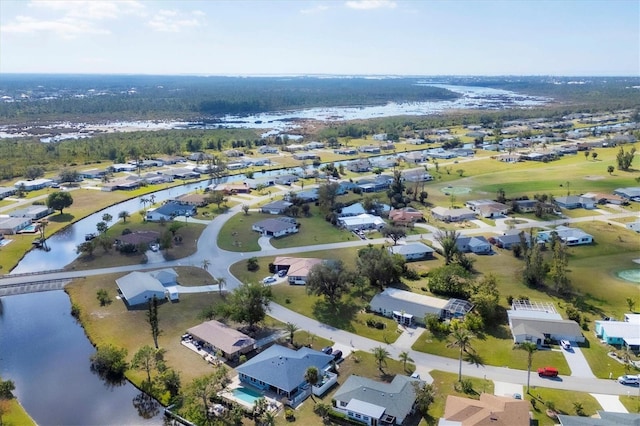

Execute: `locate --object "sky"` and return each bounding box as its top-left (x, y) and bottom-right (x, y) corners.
top-left (0, 0), bottom-right (638, 76)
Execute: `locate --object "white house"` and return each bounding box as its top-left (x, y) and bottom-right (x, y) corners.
top-left (388, 242), bottom-right (435, 261)
top-left (115, 271), bottom-right (173, 306)
top-left (13, 178), bottom-right (54, 191)
top-left (507, 300), bottom-right (584, 344)
top-left (369, 288), bottom-right (450, 325)
top-left (537, 226), bottom-right (593, 246)
top-left (338, 214), bottom-right (385, 231)
top-left (431, 207), bottom-right (476, 222)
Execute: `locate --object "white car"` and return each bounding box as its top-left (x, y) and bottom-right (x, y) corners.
top-left (560, 340), bottom-right (571, 350)
top-left (618, 375), bottom-right (639, 385)
top-left (262, 276), bottom-right (277, 284)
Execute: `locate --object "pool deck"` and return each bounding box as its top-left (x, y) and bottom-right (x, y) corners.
top-left (220, 376), bottom-right (282, 413)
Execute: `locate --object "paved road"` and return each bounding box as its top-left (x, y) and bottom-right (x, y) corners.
top-left (2, 182), bottom-right (639, 398)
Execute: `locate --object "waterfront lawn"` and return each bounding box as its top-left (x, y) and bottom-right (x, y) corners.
top-left (3, 399), bottom-right (36, 426)
top-left (428, 371), bottom-right (495, 421)
top-left (69, 220), bottom-right (205, 270)
top-left (411, 328), bottom-right (570, 374)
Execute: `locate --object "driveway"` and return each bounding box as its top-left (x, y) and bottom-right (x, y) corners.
top-left (590, 393), bottom-right (628, 413)
top-left (494, 381), bottom-right (523, 398)
top-left (561, 344), bottom-right (596, 378)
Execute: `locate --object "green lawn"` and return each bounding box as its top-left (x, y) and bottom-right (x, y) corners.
top-left (620, 394), bottom-right (640, 414)
top-left (527, 387), bottom-right (602, 425)
top-left (2, 399), bottom-right (36, 426)
top-left (428, 370), bottom-right (495, 421)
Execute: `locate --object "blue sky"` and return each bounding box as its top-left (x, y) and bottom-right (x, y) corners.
top-left (1, 0), bottom-right (638, 76)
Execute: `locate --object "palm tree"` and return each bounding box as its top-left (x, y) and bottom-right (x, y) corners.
top-left (118, 210), bottom-right (130, 223)
top-left (447, 325), bottom-right (475, 382)
top-left (216, 277), bottom-right (226, 296)
top-left (517, 341), bottom-right (537, 393)
top-left (304, 366), bottom-right (319, 402)
top-left (399, 351), bottom-right (414, 372)
top-left (372, 346), bottom-right (390, 372)
top-left (435, 230), bottom-right (460, 265)
top-left (149, 194), bottom-right (156, 206)
top-left (140, 197), bottom-right (149, 211)
top-left (285, 322), bottom-right (299, 345)
top-left (201, 259), bottom-right (211, 272)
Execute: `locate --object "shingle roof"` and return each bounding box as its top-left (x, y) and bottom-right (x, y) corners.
top-left (187, 320), bottom-right (255, 357)
top-left (334, 375), bottom-right (420, 424)
top-left (236, 345), bottom-right (333, 393)
top-left (389, 242), bottom-right (434, 256)
top-left (115, 271), bottom-right (166, 302)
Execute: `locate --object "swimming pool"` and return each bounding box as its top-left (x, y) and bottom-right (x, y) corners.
top-left (231, 386), bottom-right (263, 405)
top-left (19, 224), bottom-right (38, 233)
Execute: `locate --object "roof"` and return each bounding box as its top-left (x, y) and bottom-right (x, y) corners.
top-left (558, 410), bottom-right (640, 426)
top-left (370, 288), bottom-right (448, 319)
top-left (261, 200), bottom-right (292, 211)
top-left (443, 394), bottom-right (530, 426)
top-left (432, 206), bottom-right (476, 219)
top-left (596, 320), bottom-right (640, 341)
top-left (509, 317), bottom-right (583, 338)
top-left (117, 231), bottom-right (160, 246)
top-left (174, 193), bottom-right (208, 205)
top-left (273, 257), bottom-right (323, 277)
top-left (115, 271), bottom-right (166, 303)
top-left (187, 320), bottom-right (255, 356)
top-left (389, 242), bottom-right (434, 256)
top-left (339, 214), bottom-right (385, 228)
top-left (339, 203), bottom-right (366, 217)
top-left (511, 299), bottom-right (558, 314)
top-left (236, 345), bottom-right (333, 393)
top-left (253, 218), bottom-right (298, 233)
top-left (148, 268), bottom-right (178, 285)
top-left (334, 375), bottom-right (420, 424)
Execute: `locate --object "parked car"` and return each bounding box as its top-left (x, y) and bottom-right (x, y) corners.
top-left (277, 270), bottom-right (287, 277)
top-left (537, 367), bottom-right (559, 377)
top-left (321, 346), bottom-right (333, 355)
top-left (618, 375), bottom-right (639, 385)
top-left (332, 350), bottom-right (343, 361)
top-left (262, 276), bottom-right (277, 284)
top-left (560, 340), bottom-right (571, 350)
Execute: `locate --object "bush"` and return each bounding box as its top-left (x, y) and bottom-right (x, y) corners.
top-left (460, 378), bottom-right (474, 394)
top-left (121, 228), bottom-right (132, 235)
top-left (70, 303), bottom-right (81, 318)
top-left (403, 268), bottom-right (420, 280)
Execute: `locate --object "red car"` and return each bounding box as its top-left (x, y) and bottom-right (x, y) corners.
top-left (537, 367), bottom-right (559, 377)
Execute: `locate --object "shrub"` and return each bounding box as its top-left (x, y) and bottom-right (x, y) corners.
top-left (121, 228), bottom-right (132, 235)
top-left (403, 268), bottom-right (420, 280)
top-left (70, 303), bottom-right (81, 318)
top-left (460, 378), bottom-right (474, 394)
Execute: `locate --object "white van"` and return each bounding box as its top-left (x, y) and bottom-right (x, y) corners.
top-left (618, 375), bottom-right (639, 385)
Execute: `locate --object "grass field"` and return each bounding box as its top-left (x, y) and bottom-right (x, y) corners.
top-left (1, 399), bottom-right (36, 426)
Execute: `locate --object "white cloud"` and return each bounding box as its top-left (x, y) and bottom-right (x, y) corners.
top-left (147, 9), bottom-right (204, 33)
top-left (2, 0), bottom-right (145, 38)
top-left (345, 0), bottom-right (397, 10)
top-left (300, 4), bottom-right (329, 14)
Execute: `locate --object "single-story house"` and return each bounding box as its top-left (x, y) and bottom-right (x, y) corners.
top-left (356, 175), bottom-right (394, 193)
top-left (554, 195), bottom-right (596, 210)
top-left (146, 202), bottom-right (196, 222)
top-left (260, 200), bottom-right (292, 215)
top-left (335, 148), bottom-right (358, 155)
top-left (369, 288), bottom-right (449, 325)
top-left (306, 141), bottom-right (325, 149)
top-left (442, 394), bottom-right (530, 426)
top-left (164, 168), bottom-right (200, 180)
top-left (338, 213), bottom-right (386, 231)
top-left (581, 192), bottom-right (625, 205)
top-left (388, 242), bottom-right (434, 261)
top-left (537, 226), bottom-right (593, 246)
top-left (258, 145), bottom-right (279, 154)
top-left (9, 205), bottom-right (53, 220)
top-left (274, 174), bottom-right (299, 185)
top-left (187, 320), bottom-right (255, 359)
top-left (0, 186), bottom-right (17, 199)
top-left (358, 145), bottom-right (381, 154)
top-left (401, 151), bottom-right (427, 163)
top-left (389, 207), bottom-right (424, 224)
top-left (208, 183), bottom-right (250, 194)
top-left (252, 218), bottom-right (299, 238)
top-left (431, 206), bottom-right (476, 222)
top-left (79, 168), bottom-right (108, 179)
top-left (495, 230), bottom-right (532, 249)
top-left (14, 178), bottom-right (54, 191)
top-left (338, 203), bottom-right (366, 218)
top-left (109, 163), bottom-right (137, 173)
top-left (595, 314), bottom-right (640, 352)
top-left (284, 144), bottom-right (305, 152)
top-left (245, 177), bottom-right (276, 189)
top-left (333, 375), bottom-right (421, 426)
top-left (348, 159), bottom-right (372, 173)
top-left (558, 411), bottom-right (640, 426)
top-left (613, 187), bottom-right (640, 199)
top-left (507, 301), bottom-right (584, 344)
top-left (465, 199), bottom-right (510, 218)
top-left (291, 189), bottom-right (319, 203)
top-left (172, 193), bottom-right (209, 207)
top-left (115, 231), bottom-right (160, 249)
top-left (401, 170), bottom-right (433, 182)
top-left (0, 217), bottom-right (32, 235)
top-left (426, 148), bottom-right (457, 159)
top-left (115, 270), bottom-right (173, 306)
top-left (236, 345), bottom-right (335, 406)
top-left (456, 236), bottom-right (491, 254)
top-left (273, 256), bottom-right (324, 285)
top-left (292, 152), bottom-right (319, 161)
top-left (513, 199), bottom-right (537, 212)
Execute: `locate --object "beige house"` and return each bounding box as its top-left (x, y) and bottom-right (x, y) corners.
top-left (187, 320), bottom-right (255, 359)
top-left (442, 394), bottom-right (530, 425)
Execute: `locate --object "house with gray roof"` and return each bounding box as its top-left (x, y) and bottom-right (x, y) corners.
top-left (554, 195), bottom-right (596, 210)
top-left (507, 303), bottom-right (584, 344)
top-left (13, 178), bottom-right (54, 191)
top-left (0, 186), bottom-right (16, 199)
top-left (146, 202), bottom-right (196, 222)
top-left (431, 206), bottom-right (476, 222)
top-left (456, 236), bottom-right (491, 254)
top-left (338, 203), bottom-right (366, 218)
top-left (9, 205), bottom-right (53, 220)
top-left (388, 242), bottom-right (434, 261)
top-left (537, 225), bottom-right (593, 246)
top-left (558, 410), bottom-right (640, 426)
top-left (495, 230), bottom-right (532, 250)
top-left (236, 345), bottom-right (334, 406)
top-left (333, 375), bottom-right (421, 426)
top-left (252, 218), bottom-right (299, 238)
top-left (0, 217), bottom-right (32, 235)
top-left (115, 271), bottom-right (170, 306)
top-left (370, 288), bottom-right (450, 325)
top-left (614, 187), bottom-right (640, 199)
top-left (260, 200), bottom-right (292, 215)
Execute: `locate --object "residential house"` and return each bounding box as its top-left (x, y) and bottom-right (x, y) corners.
top-left (146, 202), bottom-right (196, 222)
top-left (258, 145), bottom-right (279, 154)
top-left (456, 236), bottom-right (491, 254)
top-left (537, 226), bottom-right (593, 246)
top-left (338, 203), bottom-right (366, 218)
top-left (274, 174), bottom-right (299, 185)
top-left (9, 205), bottom-right (53, 220)
top-left (208, 182), bottom-right (250, 194)
top-left (507, 300), bottom-right (584, 344)
top-left (13, 178), bottom-right (54, 191)
top-left (252, 218), bottom-right (299, 238)
top-left (173, 193), bottom-right (209, 207)
top-left (441, 394), bottom-right (530, 426)
top-left (613, 187), bottom-right (640, 200)
top-left (115, 270), bottom-right (176, 306)
top-left (79, 168), bottom-right (108, 179)
top-left (164, 168), bottom-right (200, 180)
top-left (0, 186), bottom-right (16, 199)
top-left (187, 320), bottom-right (255, 360)
top-left (224, 149), bottom-right (244, 158)
top-left (338, 213), bottom-right (386, 231)
top-left (141, 172), bottom-right (173, 185)
top-left (495, 230), bottom-right (532, 250)
top-left (293, 152), bottom-right (319, 161)
top-left (273, 256), bottom-right (324, 285)
top-left (348, 159), bottom-right (372, 173)
top-left (369, 288), bottom-right (448, 326)
top-left (372, 133), bottom-right (387, 141)
top-left (595, 314), bottom-right (640, 353)
top-left (431, 207), bottom-right (476, 222)
top-left (245, 177), bottom-right (276, 189)
top-left (109, 163), bottom-right (137, 173)
top-left (225, 162), bottom-right (246, 170)
top-left (335, 148), bottom-right (358, 155)
top-left (465, 199), bottom-right (510, 218)
top-left (402, 169), bottom-right (433, 182)
top-left (513, 199), bottom-right (537, 213)
top-left (558, 410), bottom-right (640, 426)
top-left (0, 217), bottom-right (32, 235)
top-left (388, 242), bottom-right (434, 261)
top-left (115, 231), bottom-right (160, 250)
top-left (305, 141), bottom-right (324, 149)
top-left (581, 192), bottom-right (625, 205)
top-left (284, 144), bottom-right (305, 152)
top-left (451, 148), bottom-right (475, 157)
top-left (405, 138), bottom-right (426, 145)
top-left (495, 153), bottom-right (521, 163)
top-left (401, 151), bottom-right (427, 163)
top-left (356, 175), bottom-right (393, 193)
top-left (260, 200), bottom-right (292, 215)
top-left (388, 207), bottom-right (424, 225)
top-left (333, 375), bottom-right (421, 426)
top-left (426, 148), bottom-right (456, 159)
top-left (290, 189), bottom-right (319, 203)
top-left (554, 195), bottom-right (596, 210)
top-left (236, 345), bottom-right (335, 406)
top-left (358, 145), bottom-right (381, 154)
top-left (371, 158), bottom-right (398, 169)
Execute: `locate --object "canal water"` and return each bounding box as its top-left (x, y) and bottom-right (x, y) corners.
top-left (0, 291), bottom-right (163, 425)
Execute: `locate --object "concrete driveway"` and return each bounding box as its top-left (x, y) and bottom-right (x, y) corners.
top-left (561, 344), bottom-right (596, 378)
top-left (494, 381), bottom-right (523, 398)
top-left (590, 393), bottom-right (628, 413)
